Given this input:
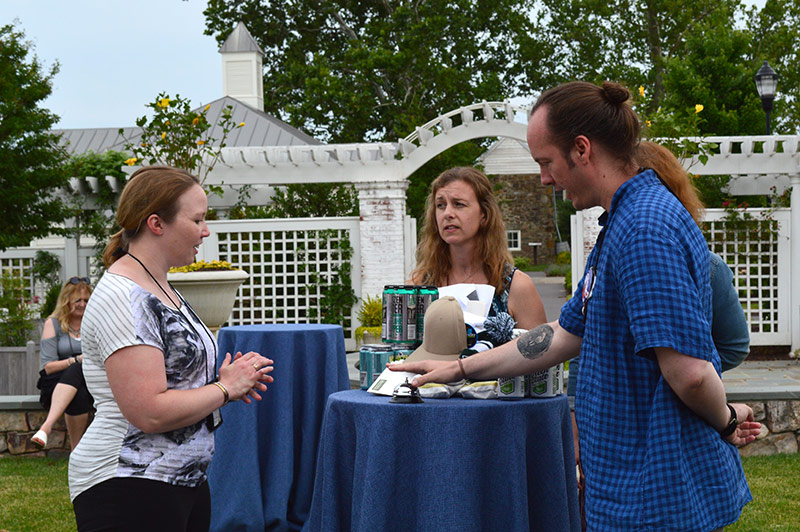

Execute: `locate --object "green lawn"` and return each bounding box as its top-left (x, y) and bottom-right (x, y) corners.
top-left (0, 453), bottom-right (798, 531)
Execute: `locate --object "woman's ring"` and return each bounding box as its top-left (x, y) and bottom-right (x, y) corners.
top-left (253, 362), bottom-right (260, 371)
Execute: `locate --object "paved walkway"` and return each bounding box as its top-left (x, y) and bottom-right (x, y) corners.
top-left (723, 360), bottom-right (800, 401)
top-left (347, 274), bottom-right (800, 401)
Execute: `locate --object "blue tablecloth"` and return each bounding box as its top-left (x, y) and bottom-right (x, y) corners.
top-left (304, 390), bottom-right (581, 532)
top-left (209, 324), bottom-right (350, 532)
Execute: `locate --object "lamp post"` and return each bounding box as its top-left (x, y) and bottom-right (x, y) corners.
top-left (754, 60), bottom-right (779, 134)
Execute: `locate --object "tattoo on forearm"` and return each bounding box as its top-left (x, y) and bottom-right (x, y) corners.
top-left (517, 325), bottom-right (554, 360)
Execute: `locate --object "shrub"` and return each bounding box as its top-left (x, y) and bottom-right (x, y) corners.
top-left (355, 294), bottom-right (383, 342)
top-left (556, 251), bottom-right (571, 265)
top-left (514, 256), bottom-right (534, 271)
top-left (545, 264), bottom-right (570, 277)
top-left (31, 250), bottom-right (61, 318)
top-left (356, 294), bottom-right (382, 327)
top-left (0, 269), bottom-right (36, 346)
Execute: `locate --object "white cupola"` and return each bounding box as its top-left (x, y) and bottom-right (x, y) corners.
top-left (220, 22), bottom-right (264, 110)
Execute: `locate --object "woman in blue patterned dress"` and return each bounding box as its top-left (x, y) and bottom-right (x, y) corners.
top-left (408, 166), bottom-right (546, 333)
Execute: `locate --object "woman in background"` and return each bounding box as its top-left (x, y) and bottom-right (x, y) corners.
top-left (32, 277), bottom-right (93, 451)
top-left (409, 166), bottom-right (546, 332)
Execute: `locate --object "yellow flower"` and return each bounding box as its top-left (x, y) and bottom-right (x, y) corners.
top-left (237, 122), bottom-right (245, 128)
top-left (157, 97), bottom-right (171, 109)
top-left (192, 117), bottom-right (200, 125)
top-left (161, 132), bottom-right (166, 140)
top-left (638, 85), bottom-right (645, 98)
top-left (141, 142), bottom-right (147, 147)
top-left (645, 120), bottom-right (652, 127)
top-left (204, 104), bottom-right (211, 111)
top-left (197, 140), bottom-right (206, 145)
top-left (164, 120), bottom-right (170, 126)
top-left (124, 157), bottom-right (138, 166)
top-left (695, 104), bottom-right (704, 114)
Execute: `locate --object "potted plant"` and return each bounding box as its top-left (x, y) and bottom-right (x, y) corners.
top-left (355, 294), bottom-right (382, 347)
top-left (167, 260), bottom-right (248, 335)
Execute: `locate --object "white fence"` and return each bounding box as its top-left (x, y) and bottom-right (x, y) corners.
top-left (1, 217), bottom-right (363, 351)
top-left (571, 207), bottom-right (792, 347)
top-left (199, 218), bottom-right (361, 348)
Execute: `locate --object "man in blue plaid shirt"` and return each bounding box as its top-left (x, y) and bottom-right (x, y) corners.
top-left (396, 81), bottom-right (761, 531)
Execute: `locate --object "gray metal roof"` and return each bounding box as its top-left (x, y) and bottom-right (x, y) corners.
top-left (53, 96), bottom-right (320, 155)
top-left (219, 22), bottom-right (263, 55)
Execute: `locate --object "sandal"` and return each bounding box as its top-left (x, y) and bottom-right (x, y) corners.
top-left (31, 429), bottom-right (47, 449)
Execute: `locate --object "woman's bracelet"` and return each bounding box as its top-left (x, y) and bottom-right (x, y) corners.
top-left (212, 381), bottom-right (230, 405)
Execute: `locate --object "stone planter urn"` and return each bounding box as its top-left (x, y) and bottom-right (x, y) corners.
top-left (355, 327), bottom-right (382, 350)
top-left (167, 269), bottom-right (249, 334)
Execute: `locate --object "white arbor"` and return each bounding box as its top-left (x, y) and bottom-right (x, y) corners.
top-left (3, 103), bottom-right (798, 351)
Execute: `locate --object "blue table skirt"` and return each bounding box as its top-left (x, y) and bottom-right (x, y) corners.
top-left (305, 390), bottom-right (581, 532)
top-left (209, 324), bottom-right (350, 532)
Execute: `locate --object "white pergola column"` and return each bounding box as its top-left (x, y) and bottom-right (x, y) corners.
top-left (64, 218), bottom-right (79, 279)
top-left (355, 180), bottom-right (410, 298)
top-left (790, 174), bottom-right (800, 354)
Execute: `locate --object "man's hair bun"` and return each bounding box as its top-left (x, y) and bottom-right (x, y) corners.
top-left (601, 81), bottom-right (630, 106)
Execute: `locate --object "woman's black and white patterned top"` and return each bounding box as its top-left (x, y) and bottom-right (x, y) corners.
top-left (68, 272), bottom-right (217, 501)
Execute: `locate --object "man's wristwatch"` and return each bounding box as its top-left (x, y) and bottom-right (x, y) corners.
top-left (719, 403), bottom-right (738, 438)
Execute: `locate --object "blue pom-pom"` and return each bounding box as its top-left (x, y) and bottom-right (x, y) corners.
top-left (483, 312), bottom-right (516, 345)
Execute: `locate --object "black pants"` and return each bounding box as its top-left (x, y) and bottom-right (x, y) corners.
top-left (37, 362), bottom-right (92, 415)
top-left (72, 477), bottom-right (210, 532)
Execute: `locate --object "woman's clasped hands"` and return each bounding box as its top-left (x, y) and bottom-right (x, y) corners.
top-left (218, 351), bottom-right (274, 404)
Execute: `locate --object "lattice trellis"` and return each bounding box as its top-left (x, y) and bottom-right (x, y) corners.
top-left (204, 219), bottom-right (361, 339)
top-left (703, 208), bottom-right (791, 344)
top-left (0, 256), bottom-right (35, 299)
top-left (572, 207), bottom-right (791, 346)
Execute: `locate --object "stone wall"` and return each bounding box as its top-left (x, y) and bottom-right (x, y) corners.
top-left (491, 174), bottom-right (557, 264)
top-left (739, 400), bottom-right (800, 456)
top-left (0, 400), bottom-right (72, 458)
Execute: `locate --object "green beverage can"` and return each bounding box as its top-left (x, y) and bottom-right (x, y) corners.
top-left (389, 286), bottom-right (415, 343)
top-left (371, 344), bottom-right (396, 385)
top-left (403, 285), bottom-right (418, 344)
top-left (391, 343), bottom-right (417, 363)
top-left (416, 285), bottom-right (439, 343)
top-left (497, 375), bottom-right (525, 400)
top-left (359, 345), bottom-right (375, 390)
top-left (381, 285), bottom-right (399, 342)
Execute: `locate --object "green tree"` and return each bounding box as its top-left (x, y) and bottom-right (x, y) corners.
top-left (231, 183), bottom-right (359, 219)
top-left (748, 0), bottom-right (800, 133)
top-left (203, 1), bottom-right (550, 219)
top-left (204, 0), bottom-right (544, 143)
top-left (523, 0), bottom-right (800, 135)
top-left (0, 24), bottom-right (72, 251)
top-left (657, 4), bottom-right (765, 136)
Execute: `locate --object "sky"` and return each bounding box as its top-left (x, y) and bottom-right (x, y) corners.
top-left (1, 0), bottom-right (222, 130)
top-left (2, 0), bottom-right (771, 132)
